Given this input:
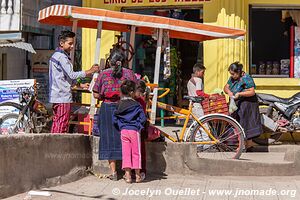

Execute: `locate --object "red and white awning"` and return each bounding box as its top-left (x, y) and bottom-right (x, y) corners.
top-left (38, 5), bottom-right (245, 42)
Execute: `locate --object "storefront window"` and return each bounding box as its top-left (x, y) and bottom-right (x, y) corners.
top-left (249, 7), bottom-right (300, 78)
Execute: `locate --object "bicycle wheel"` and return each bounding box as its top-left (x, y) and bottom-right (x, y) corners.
top-left (0, 113), bottom-right (29, 134)
top-left (188, 114), bottom-right (245, 159)
top-left (0, 102), bottom-right (23, 110)
top-left (0, 102), bottom-right (29, 119)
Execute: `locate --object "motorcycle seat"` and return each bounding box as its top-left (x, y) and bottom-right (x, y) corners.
top-left (183, 96), bottom-right (204, 103)
top-left (256, 93), bottom-right (291, 104)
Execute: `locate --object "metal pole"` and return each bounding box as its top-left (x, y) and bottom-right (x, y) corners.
top-left (150, 28), bottom-right (163, 124)
top-left (128, 26), bottom-right (136, 70)
top-left (93, 21), bottom-right (102, 65)
top-left (70, 20), bottom-right (78, 64)
top-left (88, 21), bottom-right (103, 133)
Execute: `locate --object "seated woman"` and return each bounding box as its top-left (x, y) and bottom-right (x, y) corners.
top-left (223, 62), bottom-right (263, 152)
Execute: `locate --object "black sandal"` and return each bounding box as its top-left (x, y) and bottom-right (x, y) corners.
top-left (108, 172), bottom-right (118, 181)
top-left (246, 146), bottom-right (255, 153)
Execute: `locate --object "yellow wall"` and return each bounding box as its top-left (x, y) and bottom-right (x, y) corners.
top-left (203, 0), bottom-right (248, 94)
top-left (82, 0), bottom-right (116, 103)
top-left (203, 0), bottom-right (300, 98)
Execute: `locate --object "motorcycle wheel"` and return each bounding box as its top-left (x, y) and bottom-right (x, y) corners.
top-left (31, 112), bottom-right (52, 133)
top-left (253, 106), bottom-right (283, 145)
top-left (0, 113), bottom-right (30, 134)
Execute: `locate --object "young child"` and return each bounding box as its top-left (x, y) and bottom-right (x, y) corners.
top-left (114, 80), bottom-right (147, 183)
top-left (187, 63), bottom-right (215, 118)
top-left (187, 63), bottom-right (214, 148)
top-left (134, 80), bottom-right (148, 179)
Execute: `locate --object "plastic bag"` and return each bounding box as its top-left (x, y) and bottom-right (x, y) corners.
top-left (229, 97), bottom-right (238, 114)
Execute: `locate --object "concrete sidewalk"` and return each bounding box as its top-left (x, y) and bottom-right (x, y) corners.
top-left (5, 175), bottom-right (300, 200)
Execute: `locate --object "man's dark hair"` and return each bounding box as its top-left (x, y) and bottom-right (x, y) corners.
top-left (58, 30), bottom-right (75, 43)
top-left (120, 80), bottom-right (136, 96)
top-left (193, 63), bottom-right (206, 73)
top-left (228, 61), bottom-right (243, 75)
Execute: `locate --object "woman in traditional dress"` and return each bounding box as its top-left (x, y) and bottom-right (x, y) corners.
top-left (224, 61), bottom-right (263, 152)
top-left (93, 48), bottom-right (137, 180)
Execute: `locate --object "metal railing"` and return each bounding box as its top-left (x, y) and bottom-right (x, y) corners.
top-left (0, 0), bottom-right (21, 31)
top-left (1, 0), bottom-right (20, 14)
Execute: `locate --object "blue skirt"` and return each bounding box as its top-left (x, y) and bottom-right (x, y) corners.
top-left (233, 95), bottom-right (263, 140)
top-left (98, 102), bottom-right (122, 160)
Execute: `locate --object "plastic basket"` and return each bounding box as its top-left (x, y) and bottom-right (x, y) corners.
top-left (201, 94), bottom-right (229, 115)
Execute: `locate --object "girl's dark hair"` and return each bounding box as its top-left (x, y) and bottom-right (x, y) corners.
top-left (228, 61), bottom-right (243, 75)
top-left (109, 48), bottom-right (125, 79)
top-left (136, 80), bottom-right (146, 93)
top-left (121, 80), bottom-right (136, 96)
top-left (58, 30), bottom-right (75, 43)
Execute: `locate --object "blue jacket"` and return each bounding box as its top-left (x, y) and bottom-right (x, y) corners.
top-left (114, 98), bottom-right (146, 132)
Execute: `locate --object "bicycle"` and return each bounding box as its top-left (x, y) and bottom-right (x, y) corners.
top-left (0, 85), bottom-right (52, 134)
top-left (147, 84), bottom-right (245, 159)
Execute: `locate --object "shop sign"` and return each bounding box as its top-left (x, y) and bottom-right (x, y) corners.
top-left (0, 79), bottom-right (35, 116)
top-left (102, 0), bottom-right (210, 6)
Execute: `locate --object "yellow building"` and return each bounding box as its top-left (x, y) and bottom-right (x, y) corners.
top-left (82, 0), bottom-right (300, 104)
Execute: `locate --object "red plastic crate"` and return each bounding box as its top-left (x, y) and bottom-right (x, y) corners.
top-left (201, 94), bottom-right (229, 115)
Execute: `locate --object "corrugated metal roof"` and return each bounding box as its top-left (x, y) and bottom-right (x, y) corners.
top-left (0, 41), bottom-right (36, 54)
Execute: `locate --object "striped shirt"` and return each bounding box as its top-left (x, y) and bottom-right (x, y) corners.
top-left (48, 48), bottom-right (86, 103)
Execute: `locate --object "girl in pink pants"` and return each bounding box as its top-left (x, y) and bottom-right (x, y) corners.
top-left (114, 80), bottom-right (147, 183)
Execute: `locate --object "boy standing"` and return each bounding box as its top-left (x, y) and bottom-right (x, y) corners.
top-left (187, 63), bottom-right (212, 118)
top-left (187, 63), bottom-right (215, 146)
top-left (49, 30), bottom-right (99, 133)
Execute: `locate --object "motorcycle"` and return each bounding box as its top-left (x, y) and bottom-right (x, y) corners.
top-left (255, 92), bottom-right (300, 144)
top-left (0, 85), bottom-right (52, 134)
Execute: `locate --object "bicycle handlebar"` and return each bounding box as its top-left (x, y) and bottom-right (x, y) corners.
top-left (158, 88), bottom-right (170, 99)
top-left (145, 83), bottom-right (170, 99)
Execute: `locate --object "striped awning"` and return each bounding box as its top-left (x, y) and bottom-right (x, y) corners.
top-left (0, 41), bottom-right (36, 54)
top-left (38, 5), bottom-right (246, 42)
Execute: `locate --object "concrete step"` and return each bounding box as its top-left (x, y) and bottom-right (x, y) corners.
top-left (239, 152), bottom-right (289, 163)
top-left (91, 136), bottom-right (300, 177)
top-left (196, 152), bottom-right (291, 164)
top-left (143, 142), bottom-right (300, 176)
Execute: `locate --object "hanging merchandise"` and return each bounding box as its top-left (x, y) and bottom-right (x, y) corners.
top-left (281, 59), bottom-right (290, 75)
top-left (258, 62), bottom-right (266, 75)
top-left (272, 61), bottom-right (280, 75)
top-left (163, 30), bottom-right (171, 80)
top-left (171, 9), bottom-right (183, 19)
top-left (169, 47), bottom-right (179, 97)
top-left (250, 64), bottom-right (257, 75)
top-left (294, 26), bottom-right (300, 78)
top-left (266, 61), bottom-right (273, 75)
top-left (154, 10), bottom-right (169, 17)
